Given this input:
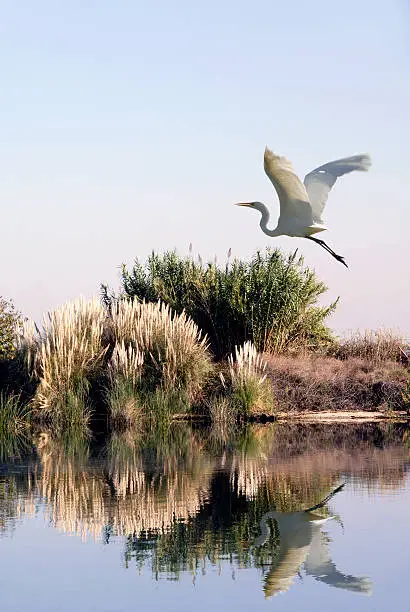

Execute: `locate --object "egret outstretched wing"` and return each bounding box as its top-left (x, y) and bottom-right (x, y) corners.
top-left (304, 527), bottom-right (372, 594)
top-left (303, 154), bottom-right (372, 224)
top-left (263, 147), bottom-right (313, 227)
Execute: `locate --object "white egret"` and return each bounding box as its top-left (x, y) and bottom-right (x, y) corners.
top-left (252, 483), bottom-right (372, 597)
top-left (236, 147), bottom-right (372, 268)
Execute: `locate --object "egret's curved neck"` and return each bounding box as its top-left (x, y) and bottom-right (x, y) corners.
top-left (255, 202), bottom-right (282, 237)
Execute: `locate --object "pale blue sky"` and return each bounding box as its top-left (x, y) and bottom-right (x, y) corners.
top-left (1, 1), bottom-right (409, 335)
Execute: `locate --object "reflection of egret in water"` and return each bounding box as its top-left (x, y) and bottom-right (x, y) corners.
top-left (253, 484), bottom-right (372, 598)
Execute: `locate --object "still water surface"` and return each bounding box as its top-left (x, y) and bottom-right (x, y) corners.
top-left (1, 422), bottom-right (409, 612)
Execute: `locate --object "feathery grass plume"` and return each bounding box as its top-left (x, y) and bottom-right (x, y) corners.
top-left (32, 298), bottom-right (108, 426)
top-left (104, 248), bottom-right (336, 358)
top-left (226, 341), bottom-right (274, 417)
top-left (335, 329), bottom-right (407, 363)
top-left (108, 298), bottom-right (212, 400)
top-left (106, 342), bottom-right (144, 425)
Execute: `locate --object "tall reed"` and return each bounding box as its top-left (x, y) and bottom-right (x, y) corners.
top-left (103, 249), bottom-right (336, 358)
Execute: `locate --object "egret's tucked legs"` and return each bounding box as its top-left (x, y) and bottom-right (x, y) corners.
top-left (306, 236), bottom-right (348, 268)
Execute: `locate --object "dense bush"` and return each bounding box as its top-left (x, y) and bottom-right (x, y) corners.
top-left (103, 249), bottom-right (336, 358)
top-left (0, 297), bottom-right (22, 361)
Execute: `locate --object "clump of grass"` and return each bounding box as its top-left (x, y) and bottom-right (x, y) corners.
top-left (335, 329), bottom-right (407, 363)
top-left (108, 299), bottom-right (213, 400)
top-left (223, 341), bottom-right (274, 417)
top-left (24, 298), bottom-right (108, 426)
top-left (143, 387), bottom-right (191, 424)
top-left (208, 395), bottom-right (236, 428)
top-left (106, 342), bottom-right (144, 425)
top-left (207, 395), bottom-right (237, 446)
top-left (102, 249), bottom-right (336, 358)
top-left (0, 392), bottom-right (31, 436)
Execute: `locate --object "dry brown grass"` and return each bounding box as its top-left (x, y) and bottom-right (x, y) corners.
top-left (264, 353), bottom-right (409, 411)
top-left (334, 329), bottom-right (408, 362)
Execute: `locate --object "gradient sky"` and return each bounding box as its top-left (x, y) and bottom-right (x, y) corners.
top-left (1, 1), bottom-right (409, 335)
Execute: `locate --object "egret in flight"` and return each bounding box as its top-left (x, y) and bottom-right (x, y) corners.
top-left (236, 147), bottom-right (372, 268)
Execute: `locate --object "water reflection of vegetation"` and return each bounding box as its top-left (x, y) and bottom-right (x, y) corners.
top-left (0, 423), bottom-right (409, 596)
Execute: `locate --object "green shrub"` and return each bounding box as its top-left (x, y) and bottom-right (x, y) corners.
top-left (104, 249), bottom-right (336, 358)
top-left (0, 297), bottom-right (22, 361)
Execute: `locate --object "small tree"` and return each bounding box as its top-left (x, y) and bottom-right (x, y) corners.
top-left (0, 297), bottom-right (22, 361)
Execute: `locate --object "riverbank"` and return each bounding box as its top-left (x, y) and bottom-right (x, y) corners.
top-left (1, 341), bottom-right (409, 434)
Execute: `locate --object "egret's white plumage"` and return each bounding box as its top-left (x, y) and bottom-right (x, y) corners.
top-left (252, 484), bottom-right (372, 598)
top-left (236, 147), bottom-right (372, 267)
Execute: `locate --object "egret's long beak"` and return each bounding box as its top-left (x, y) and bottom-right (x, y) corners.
top-left (235, 202), bottom-right (252, 207)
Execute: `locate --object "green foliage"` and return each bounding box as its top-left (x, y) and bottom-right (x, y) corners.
top-left (0, 392), bottom-right (31, 437)
top-left (105, 249), bottom-right (336, 358)
top-left (208, 395), bottom-right (236, 428)
top-left (0, 297), bottom-right (22, 361)
top-left (52, 383), bottom-right (92, 431)
top-left (143, 387), bottom-right (191, 425)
